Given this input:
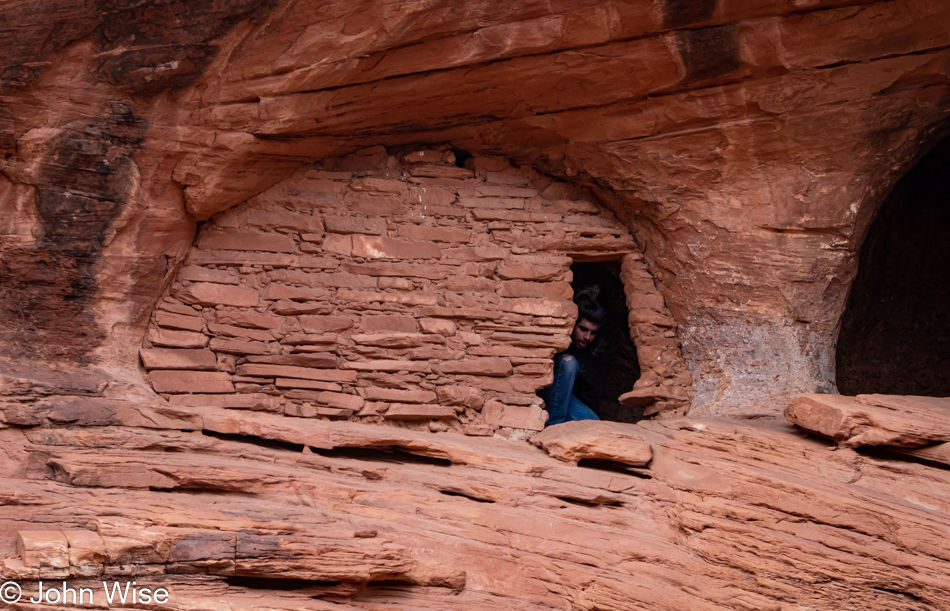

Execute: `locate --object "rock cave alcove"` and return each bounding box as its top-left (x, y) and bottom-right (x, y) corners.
top-left (140, 145), bottom-right (690, 434)
top-left (836, 135), bottom-right (950, 397)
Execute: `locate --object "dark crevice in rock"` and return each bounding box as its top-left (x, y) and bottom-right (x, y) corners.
top-left (813, 42), bottom-right (950, 72)
top-left (557, 496), bottom-right (624, 508)
top-left (439, 489), bottom-right (495, 504)
top-left (364, 579), bottom-right (418, 587)
top-left (577, 458), bottom-right (652, 478)
top-left (226, 576), bottom-right (342, 591)
top-left (310, 446), bottom-right (452, 467)
top-left (201, 430), bottom-right (306, 454)
top-left (871, 586), bottom-right (930, 604)
top-left (355, 580), bottom-right (431, 597)
top-left (147, 487), bottom-right (258, 496)
top-left (855, 446), bottom-right (950, 472)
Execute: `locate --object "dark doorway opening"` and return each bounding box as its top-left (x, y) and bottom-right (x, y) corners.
top-left (570, 261), bottom-right (642, 423)
top-left (836, 136), bottom-right (950, 396)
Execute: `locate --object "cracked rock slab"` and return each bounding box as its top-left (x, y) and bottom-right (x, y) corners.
top-left (785, 393), bottom-right (950, 448)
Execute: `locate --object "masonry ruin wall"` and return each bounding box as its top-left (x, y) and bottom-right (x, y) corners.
top-left (141, 147), bottom-right (692, 433)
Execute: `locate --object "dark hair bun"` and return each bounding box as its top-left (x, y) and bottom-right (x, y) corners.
top-left (574, 286), bottom-right (606, 325)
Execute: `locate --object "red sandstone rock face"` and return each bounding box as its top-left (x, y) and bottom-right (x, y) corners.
top-left (3, 2), bottom-right (950, 608)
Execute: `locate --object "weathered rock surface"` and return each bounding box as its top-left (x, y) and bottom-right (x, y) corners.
top-left (786, 393), bottom-right (950, 471)
top-left (4, 386), bottom-right (950, 609)
top-left (2, 1), bottom-right (950, 608)
top-left (785, 393), bottom-right (950, 448)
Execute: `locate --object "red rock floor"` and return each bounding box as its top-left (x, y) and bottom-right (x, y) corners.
top-left (2, 394), bottom-right (949, 610)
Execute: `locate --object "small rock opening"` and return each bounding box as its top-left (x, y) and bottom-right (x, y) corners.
top-left (836, 136), bottom-right (950, 397)
top-left (569, 261), bottom-right (643, 423)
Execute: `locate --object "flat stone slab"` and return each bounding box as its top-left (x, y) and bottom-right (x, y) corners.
top-left (531, 420), bottom-right (652, 466)
top-left (785, 393), bottom-right (950, 448)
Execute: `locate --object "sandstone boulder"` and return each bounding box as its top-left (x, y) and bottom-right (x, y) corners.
top-left (532, 420), bottom-right (653, 466)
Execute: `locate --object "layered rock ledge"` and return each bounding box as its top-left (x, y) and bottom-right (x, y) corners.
top-left (3, 388), bottom-right (950, 609)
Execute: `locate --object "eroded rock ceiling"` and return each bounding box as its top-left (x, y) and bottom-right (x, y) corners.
top-left (2, 0), bottom-right (949, 412)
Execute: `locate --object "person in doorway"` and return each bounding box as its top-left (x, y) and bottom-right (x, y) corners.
top-left (540, 287), bottom-right (605, 426)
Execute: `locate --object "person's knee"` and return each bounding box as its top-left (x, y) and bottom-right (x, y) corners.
top-left (558, 355), bottom-right (578, 374)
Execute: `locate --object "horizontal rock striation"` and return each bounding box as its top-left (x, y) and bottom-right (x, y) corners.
top-left (3, 393), bottom-right (950, 609)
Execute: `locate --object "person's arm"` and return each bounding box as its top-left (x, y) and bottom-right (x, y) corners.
top-left (572, 352), bottom-right (603, 409)
top-left (587, 358), bottom-right (604, 408)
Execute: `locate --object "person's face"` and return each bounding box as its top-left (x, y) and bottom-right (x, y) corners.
top-left (571, 318), bottom-right (600, 349)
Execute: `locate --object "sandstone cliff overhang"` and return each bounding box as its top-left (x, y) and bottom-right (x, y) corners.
top-left (1, 0), bottom-right (948, 415)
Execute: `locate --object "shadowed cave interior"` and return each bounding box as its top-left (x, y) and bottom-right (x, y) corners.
top-left (568, 261), bottom-right (643, 423)
top-left (836, 135), bottom-right (950, 397)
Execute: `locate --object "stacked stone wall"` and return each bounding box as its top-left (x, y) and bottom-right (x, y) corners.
top-left (141, 146), bottom-right (690, 433)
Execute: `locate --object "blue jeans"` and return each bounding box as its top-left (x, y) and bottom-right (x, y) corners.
top-left (540, 354), bottom-right (600, 426)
